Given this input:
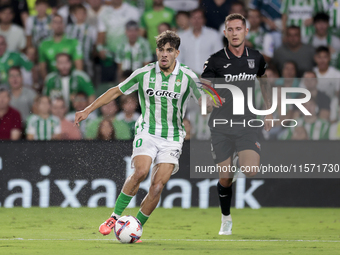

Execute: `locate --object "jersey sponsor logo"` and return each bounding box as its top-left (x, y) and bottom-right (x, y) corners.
top-left (247, 59), bottom-right (255, 69)
top-left (255, 141), bottom-right (261, 150)
top-left (149, 77), bottom-right (155, 83)
top-left (224, 73), bottom-right (257, 82)
top-left (223, 63), bottom-right (232, 68)
top-left (146, 88), bottom-right (181, 99)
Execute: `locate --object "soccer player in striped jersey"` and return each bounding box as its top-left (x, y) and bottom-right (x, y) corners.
top-left (281, 0), bottom-right (324, 40)
top-left (74, 30), bottom-right (218, 235)
top-left (26, 95), bottom-right (61, 140)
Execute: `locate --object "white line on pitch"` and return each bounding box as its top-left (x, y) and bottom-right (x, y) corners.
top-left (0, 238), bottom-right (339, 243)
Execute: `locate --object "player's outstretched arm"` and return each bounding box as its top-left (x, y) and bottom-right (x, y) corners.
top-left (74, 86), bottom-right (123, 126)
top-left (258, 74), bottom-right (273, 131)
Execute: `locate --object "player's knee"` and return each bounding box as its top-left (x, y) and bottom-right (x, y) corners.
top-left (240, 164), bottom-right (259, 177)
top-left (131, 168), bottom-right (149, 183)
top-left (150, 181), bottom-right (165, 197)
top-left (219, 178), bottom-right (232, 188)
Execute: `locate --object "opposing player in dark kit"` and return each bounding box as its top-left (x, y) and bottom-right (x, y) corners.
top-left (201, 14), bottom-right (273, 235)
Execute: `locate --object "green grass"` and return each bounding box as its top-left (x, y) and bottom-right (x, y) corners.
top-left (0, 207), bottom-right (339, 254)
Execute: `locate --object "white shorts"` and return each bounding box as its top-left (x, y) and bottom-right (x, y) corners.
top-left (131, 133), bottom-right (183, 175)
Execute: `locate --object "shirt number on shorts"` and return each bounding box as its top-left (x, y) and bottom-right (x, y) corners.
top-left (135, 138), bottom-right (143, 148)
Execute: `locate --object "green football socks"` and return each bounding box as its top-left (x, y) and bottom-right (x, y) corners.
top-left (136, 210), bottom-right (150, 226)
top-left (113, 192), bottom-right (133, 216)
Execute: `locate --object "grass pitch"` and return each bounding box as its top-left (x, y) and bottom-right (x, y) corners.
top-left (0, 207), bottom-right (339, 255)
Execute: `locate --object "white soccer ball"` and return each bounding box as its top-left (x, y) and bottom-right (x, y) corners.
top-left (114, 215), bottom-right (143, 243)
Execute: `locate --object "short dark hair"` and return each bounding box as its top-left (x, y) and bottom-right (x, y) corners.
top-left (0, 86), bottom-right (10, 96)
top-left (315, 45), bottom-right (330, 55)
top-left (283, 60), bottom-right (298, 72)
top-left (75, 91), bottom-right (88, 99)
top-left (225, 13), bottom-right (246, 27)
top-left (158, 22), bottom-right (171, 30)
top-left (190, 8), bottom-right (205, 18)
top-left (231, 0), bottom-right (246, 9)
top-left (286, 25), bottom-right (301, 34)
top-left (0, 4), bottom-right (13, 13)
top-left (125, 20), bottom-right (139, 30)
top-left (52, 14), bottom-right (63, 22)
top-left (35, 0), bottom-right (49, 5)
top-left (56, 53), bottom-right (72, 62)
top-left (37, 95), bottom-right (51, 104)
top-left (156, 30), bottom-right (180, 50)
top-left (313, 12), bottom-right (329, 23)
top-left (8, 66), bottom-right (22, 76)
top-left (73, 3), bottom-right (87, 13)
top-left (176, 11), bottom-right (190, 19)
top-left (303, 70), bottom-right (317, 77)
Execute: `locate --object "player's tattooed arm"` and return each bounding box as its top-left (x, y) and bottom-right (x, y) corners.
top-left (258, 74), bottom-right (273, 132)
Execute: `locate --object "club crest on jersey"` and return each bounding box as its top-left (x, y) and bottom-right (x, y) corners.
top-left (247, 59), bottom-right (255, 69)
top-left (175, 79), bottom-right (181, 86)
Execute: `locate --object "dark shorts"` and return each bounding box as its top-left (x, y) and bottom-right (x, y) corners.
top-left (211, 129), bottom-right (261, 164)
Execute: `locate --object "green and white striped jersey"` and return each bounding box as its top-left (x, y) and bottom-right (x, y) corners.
top-left (25, 15), bottom-right (52, 46)
top-left (281, 0), bottom-right (323, 38)
top-left (26, 114), bottom-right (61, 140)
top-left (116, 36), bottom-right (153, 71)
top-left (321, 0), bottom-right (340, 36)
top-left (66, 23), bottom-right (97, 61)
top-left (118, 61), bottom-right (203, 142)
top-left (279, 117), bottom-right (330, 140)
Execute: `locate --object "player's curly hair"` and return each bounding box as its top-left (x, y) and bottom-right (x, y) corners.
top-left (225, 13), bottom-right (246, 27)
top-left (156, 30), bottom-right (180, 50)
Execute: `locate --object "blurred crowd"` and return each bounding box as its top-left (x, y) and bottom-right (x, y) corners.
top-left (1, 0), bottom-right (340, 142)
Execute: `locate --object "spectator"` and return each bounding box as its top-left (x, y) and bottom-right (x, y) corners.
top-left (22, 46), bottom-right (40, 90)
top-left (313, 46), bottom-right (340, 99)
top-left (201, 0), bottom-right (235, 31)
top-left (97, 118), bottom-right (116, 140)
top-left (58, 0), bottom-right (88, 25)
top-left (27, 0), bottom-right (56, 16)
top-left (99, 0), bottom-right (139, 54)
top-left (86, 0), bottom-right (110, 28)
top-left (291, 126), bottom-right (309, 140)
top-left (85, 99), bottom-right (132, 140)
top-left (0, 36), bottom-right (33, 84)
top-left (65, 92), bottom-right (97, 137)
top-left (125, 0), bottom-right (154, 14)
top-left (51, 97), bottom-right (82, 140)
top-left (178, 8), bottom-right (222, 74)
top-left (97, 0), bottom-right (139, 82)
top-left (321, 0), bottom-right (340, 37)
top-left (39, 14), bottom-right (83, 79)
top-left (26, 95), bottom-right (61, 140)
top-left (0, 5), bottom-right (27, 52)
top-left (176, 11), bottom-right (190, 32)
top-left (273, 26), bottom-right (315, 77)
top-left (25, 0), bottom-right (52, 49)
top-left (116, 93), bottom-right (140, 137)
top-left (0, 0), bottom-right (29, 28)
top-left (265, 65), bottom-right (280, 87)
top-left (158, 22), bottom-right (171, 35)
top-left (0, 86), bottom-right (21, 140)
top-left (116, 21), bottom-right (152, 80)
top-left (298, 71), bottom-right (330, 120)
top-left (43, 53), bottom-right (95, 110)
top-left (246, 8), bottom-right (274, 63)
top-left (8, 67), bottom-right (37, 124)
top-left (279, 99), bottom-right (330, 140)
top-left (275, 61), bottom-right (300, 96)
top-left (66, 4), bottom-right (97, 78)
top-left (281, 0), bottom-right (323, 41)
top-left (164, 0), bottom-right (198, 12)
top-left (249, 0), bottom-right (282, 48)
top-left (306, 12), bottom-right (340, 52)
top-left (140, 0), bottom-right (176, 53)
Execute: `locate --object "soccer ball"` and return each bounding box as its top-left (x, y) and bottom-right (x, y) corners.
top-left (114, 216), bottom-right (143, 243)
